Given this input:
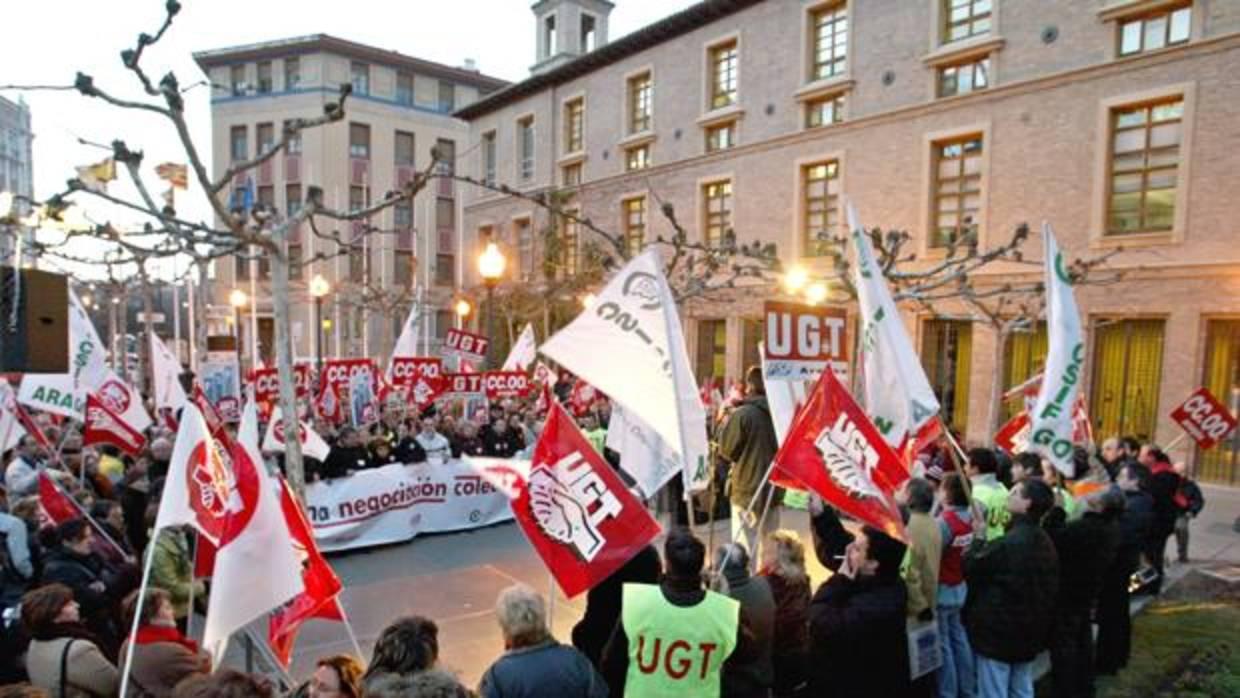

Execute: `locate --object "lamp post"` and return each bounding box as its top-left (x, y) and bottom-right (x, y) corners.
top-left (454, 298), bottom-right (472, 330)
top-left (477, 242), bottom-right (507, 369)
top-left (309, 274), bottom-right (331, 374)
top-left (229, 288), bottom-right (248, 371)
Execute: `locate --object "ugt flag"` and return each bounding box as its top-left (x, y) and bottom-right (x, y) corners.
top-left (539, 249), bottom-right (710, 492)
top-left (201, 400), bottom-right (304, 664)
top-left (849, 203), bottom-right (940, 448)
top-left (1028, 223), bottom-right (1085, 475)
top-left (772, 368), bottom-right (908, 542)
top-left (514, 402), bottom-right (661, 598)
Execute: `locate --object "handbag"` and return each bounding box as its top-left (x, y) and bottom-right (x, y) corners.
top-left (59, 638), bottom-right (75, 697)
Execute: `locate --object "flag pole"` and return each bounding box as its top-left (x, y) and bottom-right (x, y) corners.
top-left (47, 474), bottom-right (131, 562)
top-left (940, 425), bottom-right (974, 502)
top-left (185, 533), bottom-right (197, 639)
top-left (119, 528), bottom-right (160, 698)
top-left (336, 602), bottom-right (366, 662)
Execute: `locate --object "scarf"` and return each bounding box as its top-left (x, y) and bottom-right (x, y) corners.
top-left (136, 624), bottom-right (200, 654)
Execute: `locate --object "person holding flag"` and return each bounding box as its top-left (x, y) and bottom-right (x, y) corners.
top-left (718, 366), bottom-right (782, 560)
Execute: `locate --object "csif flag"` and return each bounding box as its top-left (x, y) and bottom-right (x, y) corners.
top-left (269, 477), bottom-right (345, 667)
top-left (1028, 223), bottom-right (1085, 475)
top-left (539, 249), bottom-right (710, 492)
top-left (83, 393), bottom-right (147, 457)
top-left (511, 402), bottom-right (661, 598)
top-left (771, 368), bottom-right (908, 542)
top-left (604, 404), bottom-right (680, 498)
top-left (848, 203), bottom-right (940, 448)
top-left (201, 400), bottom-right (304, 664)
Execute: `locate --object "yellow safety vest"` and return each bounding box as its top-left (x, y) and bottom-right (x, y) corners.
top-left (621, 583), bottom-right (739, 698)
top-left (972, 479), bottom-right (1011, 541)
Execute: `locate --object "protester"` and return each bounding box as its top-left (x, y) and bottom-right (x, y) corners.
top-left (713, 543), bottom-right (775, 698)
top-left (963, 479), bottom-right (1059, 698)
top-left (481, 419), bottom-right (519, 459)
top-left (306, 655), bottom-right (363, 698)
top-left (146, 439), bottom-right (174, 482)
top-left (1143, 449), bottom-right (1181, 593)
top-left (1171, 462), bottom-right (1204, 564)
top-left (1008, 452), bottom-right (1041, 486)
top-left (450, 422), bottom-right (486, 459)
top-left (119, 587), bottom-right (210, 696)
top-left (40, 519), bottom-right (120, 648)
top-left (806, 497), bottom-right (911, 697)
top-left (0, 506), bottom-right (34, 608)
top-left (362, 615), bottom-right (440, 691)
top-left (322, 428), bottom-right (370, 479)
top-left (21, 584), bottom-right (119, 698)
top-left (718, 366), bottom-right (782, 558)
top-left (935, 473), bottom-right (975, 698)
top-left (601, 527), bottom-right (747, 697)
top-left (368, 437), bottom-right (400, 469)
top-left (148, 527), bottom-right (204, 631)
top-left (757, 530), bottom-right (810, 698)
top-left (478, 584), bottom-right (606, 698)
top-left (415, 420), bottom-right (453, 464)
top-left (1096, 465), bottom-right (1153, 675)
top-left (901, 477), bottom-right (941, 622)
top-left (170, 670), bottom-right (274, 698)
top-left (580, 414), bottom-right (607, 455)
top-left (571, 544), bottom-right (660, 668)
top-left (966, 448), bottom-right (1009, 540)
top-left (3, 438), bottom-right (41, 497)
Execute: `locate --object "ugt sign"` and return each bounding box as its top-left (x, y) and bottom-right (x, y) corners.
top-left (444, 329), bottom-right (490, 363)
top-left (1170, 388), bottom-right (1238, 450)
top-left (763, 301), bottom-right (849, 382)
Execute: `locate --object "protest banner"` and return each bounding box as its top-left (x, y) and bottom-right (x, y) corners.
top-left (763, 301), bottom-right (849, 382)
top-left (444, 372), bottom-right (485, 397)
top-left (1170, 387), bottom-right (1238, 450)
top-left (321, 358), bottom-right (376, 395)
top-left (483, 371), bottom-right (532, 400)
top-left (443, 329), bottom-right (490, 364)
top-left (253, 363), bottom-right (312, 405)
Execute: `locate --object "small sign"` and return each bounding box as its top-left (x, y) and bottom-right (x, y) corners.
top-left (1170, 387), bottom-right (1238, 450)
top-left (443, 329), bottom-right (490, 363)
top-left (763, 301), bottom-right (849, 381)
top-left (136, 312), bottom-right (166, 324)
top-left (483, 371), bottom-right (532, 400)
top-left (444, 372), bottom-right (485, 396)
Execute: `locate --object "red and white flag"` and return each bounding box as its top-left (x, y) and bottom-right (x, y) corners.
top-left (771, 368), bottom-right (908, 542)
top-left (83, 393), bottom-right (147, 457)
top-left (262, 406), bottom-right (331, 461)
top-left (192, 384), bottom-right (233, 452)
top-left (0, 381), bottom-right (27, 453)
top-left (155, 404), bottom-right (237, 545)
top-left (512, 402), bottom-right (661, 598)
top-left (269, 478), bottom-right (344, 667)
top-left (37, 471), bottom-right (79, 525)
top-left (200, 400), bottom-right (304, 664)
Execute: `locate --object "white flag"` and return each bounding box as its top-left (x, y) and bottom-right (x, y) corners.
top-left (262, 406), bottom-right (331, 462)
top-left (17, 373), bottom-right (83, 419)
top-left (69, 290), bottom-right (110, 390)
top-left (151, 335), bottom-right (188, 411)
top-left (387, 305), bottom-right (420, 379)
top-left (849, 203), bottom-right (940, 447)
top-left (0, 382), bottom-right (26, 452)
top-left (502, 324), bottom-right (537, 371)
top-left (202, 400), bottom-right (304, 664)
top-left (540, 249), bottom-right (710, 491)
top-left (605, 404), bottom-right (681, 498)
top-left (156, 404), bottom-right (230, 539)
top-left (760, 344), bottom-right (809, 446)
top-left (94, 370), bottom-right (153, 433)
top-left (1028, 223), bottom-right (1084, 475)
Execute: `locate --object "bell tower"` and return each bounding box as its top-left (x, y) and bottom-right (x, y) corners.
top-left (531, 0), bottom-right (614, 74)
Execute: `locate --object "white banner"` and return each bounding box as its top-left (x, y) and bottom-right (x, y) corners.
top-left (18, 373), bottom-right (83, 419)
top-left (303, 459), bottom-right (519, 552)
top-left (502, 324), bottom-right (537, 371)
top-left (849, 202), bottom-right (941, 447)
top-left (151, 334), bottom-right (189, 411)
top-left (1029, 223), bottom-right (1085, 475)
top-left (69, 290), bottom-right (109, 390)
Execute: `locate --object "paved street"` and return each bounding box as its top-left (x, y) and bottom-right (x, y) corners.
top-left (213, 485), bottom-right (1240, 690)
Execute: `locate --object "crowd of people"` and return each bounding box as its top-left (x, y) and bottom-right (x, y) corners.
top-left (0, 363), bottom-right (1212, 697)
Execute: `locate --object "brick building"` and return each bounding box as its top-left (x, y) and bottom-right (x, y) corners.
top-left (194, 36), bottom-right (506, 365)
top-left (456, 0), bottom-right (1240, 483)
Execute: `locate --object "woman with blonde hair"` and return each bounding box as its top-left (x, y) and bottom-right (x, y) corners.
top-left (758, 529), bottom-right (811, 697)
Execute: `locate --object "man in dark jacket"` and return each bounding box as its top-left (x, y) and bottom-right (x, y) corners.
top-left (963, 478), bottom-right (1059, 698)
top-left (571, 544), bottom-right (660, 668)
top-left (1143, 448), bottom-right (1181, 593)
top-left (320, 427), bottom-right (370, 479)
top-left (41, 518), bottom-right (121, 649)
top-left (1096, 464), bottom-right (1154, 674)
top-left (718, 366), bottom-right (782, 559)
top-left (807, 499), bottom-right (911, 698)
top-left (1044, 487), bottom-right (1121, 698)
top-left (714, 543), bottom-right (775, 698)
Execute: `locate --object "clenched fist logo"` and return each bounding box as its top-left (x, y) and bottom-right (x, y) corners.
top-left (814, 413), bottom-right (883, 501)
top-left (529, 467), bottom-right (606, 562)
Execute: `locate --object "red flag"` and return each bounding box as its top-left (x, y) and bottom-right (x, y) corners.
top-left (192, 384), bottom-right (234, 452)
top-left (995, 412), bottom-right (1031, 453)
top-left (269, 478), bottom-right (344, 666)
top-left (13, 401), bottom-right (54, 458)
top-left (315, 380), bottom-right (345, 425)
top-left (903, 416), bottom-right (944, 470)
top-left (37, 472), bottom-right (79, 524)
top-left (568, 379), bottom-right (600, 418)
top-left (513, 402), bottom-right (661, 598)
top-left (771, 369), bottom-right (908, 542)
top-left (83, 393), bottom-right (147, 457)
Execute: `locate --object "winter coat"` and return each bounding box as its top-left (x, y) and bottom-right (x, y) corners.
top-left (479, 640), bottom-right (607, 698)
top-left (1147, 465), bottom-right (1182, 537)
top-left (322, 446), bottom-right (370, 479)
top-left (721, 572), bottom-right (776, 697)
top-left (1117, 489), bottom-right (1154, 575)
top-left (149, 530), bottom-right (203, 620)
top-left (807, 572), bottom-right (911, 697)
top-left (41, 548), bottom-right (111, 619)
top-left (571, 545), bottom-right (660, 667)
top-left (718, 395), bottom-right (781, 508)
top-left (762, 569), bottom-right (810, 692)
top-left (1044, 510), bottom-right (1120, 611)
top-left (119, 626), bottom-right (210, 697)
top-left (903, 510), bottom-right (942, 617)
top-left (963, 516), bottom-right (1059, 662)
top-left (25, 636), bottom-right (119, 698)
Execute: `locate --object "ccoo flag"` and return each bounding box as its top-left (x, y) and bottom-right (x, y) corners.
top-left (539, 249), bottom-right (710, 492)
top-left (849, 202), bottom-right (940, 448)
top-left (1028, 223), bottom-right (1085, 475)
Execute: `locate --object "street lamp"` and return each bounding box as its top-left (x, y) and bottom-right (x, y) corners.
top-left (229, 288), bottom-right (248, 369)
top-left (783, 264), bottom-right (809, 295)
top-left (454, 298), bottom-right (472, 329)
top-left (309, 274), bottom-right (331, 374)
top-left (477, 242), bottom-right (507, 368)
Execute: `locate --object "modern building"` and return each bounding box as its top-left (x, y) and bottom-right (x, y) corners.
top-left (0, 95), bottom-right (35, 266)
top-left (456, 0), bottom-right (1240, 483)
top-left (193, 35), bottom-right (507, 367)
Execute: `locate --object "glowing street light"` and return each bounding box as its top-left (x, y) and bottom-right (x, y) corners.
top-left (805, 282), bottom-right (829, 305)
top-left (229, 289), bottom-right (248, 367)
top-left (581, 293), bottom-right (596, 309)
top-left (309, 275), bottom-right (331, 372)
top-left (477, 242), bottom-right (507, 368)
top-left (783, 264), bottom-right (809, 294)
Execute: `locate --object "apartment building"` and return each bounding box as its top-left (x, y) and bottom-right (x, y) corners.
top-left (457, 0), bottom-right (1240, 483)
top-left (0, 95), bottom-right (35, 266)
top-left (193, 35), bottom-right (507, 365)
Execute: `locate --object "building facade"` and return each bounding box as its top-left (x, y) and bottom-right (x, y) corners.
top-left (457, 0), bottom-right (1240, 483)
top-left (0, 95), bottom-right (35, 265)
top-left (194, 35), bottom-right (507, 366)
